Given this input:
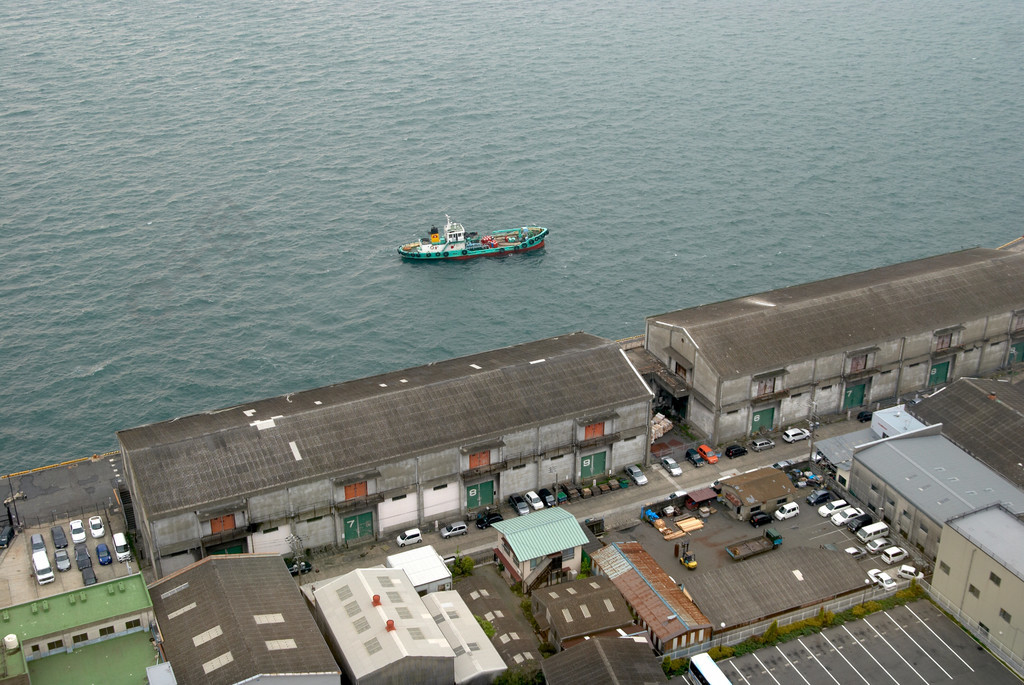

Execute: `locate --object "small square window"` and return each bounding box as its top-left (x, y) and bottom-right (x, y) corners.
top-left (990, 572), bottom-right (1001, 586)
top-left (99, 626), bottom-right (115, 637)
top-left (969, 585), bottom-right (980, 598)
top-left (999, 609), bottom-right (1012, 623)
top-left (939, 561), bottom-right (950, 574)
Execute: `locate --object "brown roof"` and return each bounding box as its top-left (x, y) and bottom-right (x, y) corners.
top-left (590, 542), bottom-right (711, 643)
top-left (532, 576), bottom-right (633, 643)
top-left (149, 555), bottom-right (340, 684)
top-left (720, 468), bottom-right (795, 506)
top-left (648, 248), bottom-right (1024, 378)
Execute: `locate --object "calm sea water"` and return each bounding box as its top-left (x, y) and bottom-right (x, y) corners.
top-left (2, 0), bottom-right (1022, 472)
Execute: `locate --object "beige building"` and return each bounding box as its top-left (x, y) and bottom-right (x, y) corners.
top-left (931, 505), bottom-right (1024, 662)
top-left (644, 248), bottom-right (1024, 444)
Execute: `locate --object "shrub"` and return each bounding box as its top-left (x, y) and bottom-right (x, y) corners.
top-left (577, 557), bottom-right (592, 579)
top-left (538, 641), bottom-right (557, 657)
top-left (707, 645), bottom-right (735, 660)
top-left (453, 555), bottom-right (475, 577)
top-left (661, 657), bottom-right (688, 677)
top-left (475, 615), bottom-right (496, 639)
top-left (762, 620), bottom-right (780, 643)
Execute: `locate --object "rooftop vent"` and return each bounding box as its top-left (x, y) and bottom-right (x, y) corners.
top-left (386, 619), bottom-right (396, 632)
top-left (372, 595), bottom-right (381, 607)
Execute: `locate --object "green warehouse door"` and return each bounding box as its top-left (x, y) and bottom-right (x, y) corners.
top-left (751, 407), bottom-right (774, 434)
top-left (580, 452), bottom-right (607, 479)
top-left (843, 383), bottom-right (866, 410)
top-left (466, 481), bottom-right (494, 509)
top-left (929, 361), bottom-right (950, 386)
top-left (344, 511), bottom-right (374, 541)
top-left (1010, 342), bottom-right (1024, 364)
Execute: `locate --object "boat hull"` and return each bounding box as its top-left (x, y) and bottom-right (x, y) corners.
top-left (397, 226), bottom-right (549, 261)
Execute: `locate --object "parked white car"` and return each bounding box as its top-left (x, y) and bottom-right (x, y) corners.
top-left (868, 568), bottom-right (897, 592)
top-left (782, 428), bottom-right (811, 443)
top-left (831, 507), bottom-right (865, 526)
top-left (818, 499), bottom-right (848, 517)
top-left (69, 519), bottom-right (87, 544)
top-left (661, 457), bottom-right (682, 476)
top-left (88, 516), bottom-right (105, 539)
top-left (396, 529), bottom-right (423, 547)
top-left (897, 565), bottom-right (923, 580)
top-left (524, 491), bottom-right (544, 510)
top-left (774, 502), bottom-right (800, 521)
top-left (865, 538), bottom-right (891, 554)
top-left (881, 546), bottom-right (909, 565)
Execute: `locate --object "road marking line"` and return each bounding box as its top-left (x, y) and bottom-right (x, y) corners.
top-left (885, 612), bottom-right (953, 679)
top-left (775, 645), bottom-right (812, 685)
top-left (843, 624), bottom-right (900, 684)
top-left (726, 660), bottom-right (752, 685)
top-left (904, 605), bottom-right (974, 672)
top-left (799, 637), bottom-right (840, 685)
top-left (820, 632), bottom-right (870, 684)
top-left (752, 653), bottom-right (782, 684)
top-left (865, 617), bottom-right (928, 684)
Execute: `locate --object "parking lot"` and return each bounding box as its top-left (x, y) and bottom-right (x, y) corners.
top-left (720, 599), bottom-right (1021, 685)
top-left (0, 513), bottom-right (136, 607)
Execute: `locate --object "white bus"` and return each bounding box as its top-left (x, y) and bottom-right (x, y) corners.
top-left (688, 652), bottom-right (733, 685)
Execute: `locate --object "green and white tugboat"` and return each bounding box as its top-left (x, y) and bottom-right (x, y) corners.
top-left (397, 216), bottom-right (548, 260)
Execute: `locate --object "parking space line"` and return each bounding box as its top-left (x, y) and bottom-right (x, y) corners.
top-left (725, 661), bottom-right (752, 685)
top-left (864, 617), bottom-right (929, 684)
top-left (798, 637), bottom-right (840, 685)
top-left (752, 653), bottom-right (782, 684)
top-left (820, 632), bottom-right (871, 684)
top-left (843, 624), bottom-right (900, 684)
top-left (775, 645), bottom-right (812, 685)
top-left (885, 612), bottom-right (953, 679)
top-left (903, 605), bottom-right (974, 672)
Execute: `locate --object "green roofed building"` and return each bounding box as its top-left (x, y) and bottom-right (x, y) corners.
top-left (492, 508), bottom-right (589, 592)
top-left (0, 574), bottom-right (157, 685)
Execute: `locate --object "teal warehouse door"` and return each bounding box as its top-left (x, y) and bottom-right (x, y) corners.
top-left (466, 481), bottom-right (494, 509)
top-left (843, 383), bottom-right (866, 410)
top-left (751, 407), bottom-right (774, 434)
top-left (929, 361), bottom-right (950, 386)
top-left (580, 452), bottom-right (607, 479)
top-left (344, 511), bottom-right (374, 541)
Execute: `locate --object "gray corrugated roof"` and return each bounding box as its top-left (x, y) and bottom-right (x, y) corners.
top-left (149, 555), bottom-right (340, 684)
top-left (910, 378), bottom-right (1024, 489)
top-left (855, 433), bottom-right (1024, 524)
top-left (532, 576), bottom-right (632, 640)
top-left (120, 332), bottom-right (652, 516)
top-left (648, 248), bottom-right (1024, 378)
top-left (541, 636), bottom-right (666, 685)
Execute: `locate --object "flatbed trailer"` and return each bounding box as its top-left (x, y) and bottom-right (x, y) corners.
top-left (726, 528), bottom-right (783, 560)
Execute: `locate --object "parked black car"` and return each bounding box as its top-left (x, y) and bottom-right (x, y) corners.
top-left (857, 410), bottom-right (873, 422)
top-left (81, 566), bottom-right (97, 586)
top-left (846, 513), bottom-right (874, 532)
top-left (286, 558), bottom-right (312, 575)
top-left (805, 489), bottom-right (832, 506)
top-left (74, 543), bottom-right (92, 570)
top-left (50, 525), bottom-right (68, 549)
top-left (0, 526), bottom-right (15, 549)
top-left (475, 510), bottom-right (504, 529)
top-left (684, 448), bottom-right (705, 467)
top-left (749, 511), bottom-right (773, 527)
top-left (537, 488), bottom-right (556, 507)
top-left (724, 444), bottom-right (748, 459)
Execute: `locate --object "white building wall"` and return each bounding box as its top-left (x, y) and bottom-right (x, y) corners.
top-left (422, 482), bottom-right (460, 520)
top-left (378, 493), bottom-right (419, 532)
top-left (250, 522), bottom-right (293, 554)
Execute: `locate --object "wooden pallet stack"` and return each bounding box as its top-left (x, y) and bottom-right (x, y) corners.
top-left (662, 516), bottom-right (704, 540)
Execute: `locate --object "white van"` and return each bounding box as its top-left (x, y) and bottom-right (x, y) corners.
top-left (818, 499), bottom-right (848, 517)
top-left (774, 502), bottom-right (800, 521)
top-left (856, 522), bottom-right (889, 544)
top-left (32, 550), bottom-right (55, 585)
top-left (112, 532), bottom-right (131, 562)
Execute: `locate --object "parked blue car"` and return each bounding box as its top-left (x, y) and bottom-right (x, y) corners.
top-left (96, 543), bottom-right (112, 565)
